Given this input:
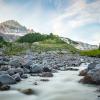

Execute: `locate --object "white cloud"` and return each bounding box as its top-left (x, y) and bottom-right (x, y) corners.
top-left (0, 0), bottom-right (100, 44)
top-left (52, 0), bottom-right (100, 31)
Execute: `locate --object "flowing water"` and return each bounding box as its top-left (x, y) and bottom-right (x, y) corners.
top-left (0, 65), bottom-right (99, 100)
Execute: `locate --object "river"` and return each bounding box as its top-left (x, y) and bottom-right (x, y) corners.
top-left (0, 64), bottom-right (99, 100)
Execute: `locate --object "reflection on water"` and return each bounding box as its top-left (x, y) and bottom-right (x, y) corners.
top-left (0, 66), bottom-right (99, 100)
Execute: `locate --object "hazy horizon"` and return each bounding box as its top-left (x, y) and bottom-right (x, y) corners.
top-left (0, 0), bottom-right (100, 45)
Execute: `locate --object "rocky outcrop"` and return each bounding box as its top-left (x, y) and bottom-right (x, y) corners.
top-left (0, 20), bottom-right (34, 41)
top-left (79, 62), bottom-right (100, 84)
top-left (0, 74), bottom-right (16, 84)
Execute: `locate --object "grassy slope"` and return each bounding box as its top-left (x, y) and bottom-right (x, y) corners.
top-left (2, 33), bottom-right (78, 55)
top-left (31, 38), bottom-right (78, 53)
top-left (80, 49), bottom-right (100, 57)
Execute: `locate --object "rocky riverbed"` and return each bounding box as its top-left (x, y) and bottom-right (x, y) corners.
top-left (0, 52), bottom-right (100, 100)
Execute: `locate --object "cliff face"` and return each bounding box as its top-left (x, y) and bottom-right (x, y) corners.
top-left (0, 20), bottom-right (34, 41)
top-left (0, 20), bottom-right (28, 34)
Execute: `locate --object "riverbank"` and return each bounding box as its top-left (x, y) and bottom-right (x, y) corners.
top-left (0, 52), bottom-right (100, 100)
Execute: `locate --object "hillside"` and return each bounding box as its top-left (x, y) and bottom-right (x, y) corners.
top-left (0, 33), bottom-right (78, 55)
top-left (61, 37), bottom-right (98, 50)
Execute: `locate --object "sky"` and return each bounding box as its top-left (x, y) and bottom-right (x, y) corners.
top-left (0, 0), bottom-right (100, 45)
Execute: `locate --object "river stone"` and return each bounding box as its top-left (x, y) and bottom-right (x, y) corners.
top-left (0, 74), bottom-right (16, 84)
top-left (12, 73), bottom-right (21, 82)
top-left (87, 62), bottom-right (97, 70)
top-left (7, 68), bottom-right (16, 76)
top-left (0, 71), bottom-right (8, 75)
top-left (23, 67), bottom-right (30, 74)
top-left (30, 64), bottom-right (42, 73)
top-left (0, 60), bottom-right (8, 65)
top-left (79, 69), bottom-right (87, 76)
top-left (9, 58), bottom-right (23, 67)
top-left (40, 72), bottom-right (53, 77)
top-left (15, 68), bottom-right (24, 76)
top-left (21, 74), bottom-right (28, 79)
top-left (0, 65), bottom-right (10, 71)
top-left (19, 88), bottom-right (36, 95)
top-left (43, 67), bottom-right (51, 72)
top-left (0, 85), bottom-right (10, 91)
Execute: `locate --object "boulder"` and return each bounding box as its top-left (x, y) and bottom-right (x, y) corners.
top-left (0, 85), bottom-right (10, 91)
top-left (0, 82), bottom-right (3, 87)
top-left (12, 73), bottom-right (21, 82)
top-left (22, 60), bottom-right (33, 69)
top-left (0, 65), bottom-right (9, 71)
top-left (40, 79), bottom-right (49, 82)
top-left (0, 60), bottom-right (8, 65)
top-left (79, 75), bottom-right (96, 84)
top-left (23, 67), bottom-right (30, 74)
top-left (79, 69), bottom-right (87, 76)
top-left (7, 68), bottom-right (16, 76)
top-left (43, 67), bottom-right (51, 72)
top-left (0, 74), bottom-right (16, 84)
top-left (40, 72), bottom-right (53, 77)
top-left (14, 68), bottom-right (24, 76)
top-left (9, 58), bottom-right (22, 67)
top-left (18, 88), bottom-right (36, 95)
top-left (30, 64), bottom-right (42, 73)
top-left (0, 56), bottom-right (10, 62)
top-left (33, 82), bottom-right (38, 85)
top-left (21, 74), bottom-right (28, 79)
top-left (80, 63), bottom-right (100, 84)
top-left (87, 62), bottom-right (97, 70)
top-left (0, 71), bottom-right (8, 75)
top-left (7, 68), bottom-right (24, 76)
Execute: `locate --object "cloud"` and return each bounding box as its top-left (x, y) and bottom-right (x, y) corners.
top-left (52, 0), bottom-right (100, 32)
top-left (0, 0), bottom-right (100, 44)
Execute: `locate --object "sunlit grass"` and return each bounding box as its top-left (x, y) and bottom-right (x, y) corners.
top-left (80, 49), bottom-right (100, 57)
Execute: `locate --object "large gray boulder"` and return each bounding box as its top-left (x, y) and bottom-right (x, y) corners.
top-left (0, 65), bottom-right (10, 71)
top-left (7, 68), bottom-right (24, 76)
top-left (80, 63), bottom-right (100, 84)
top-left (14, 68), bottom-right (24, 76)
top-left (87, 62), bottom-right (97, 70)
top-left (0, 74), bottom-right (16, 84)
top-left (0, 71), bottom-right (8, 75)
top-left (7, 68), bottom-right (16, 76)
top-left (23, 67), bottom-right (30, 74)
top-left (9, 58), bottom-right (22, 67)
top-left (30, 64), bottom-right (42, 73)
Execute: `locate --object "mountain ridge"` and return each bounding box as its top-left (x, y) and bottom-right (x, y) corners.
top-left (0, 20), bottom-right (34, 35)
top-left (0, 20), bottom-right (98, 50)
